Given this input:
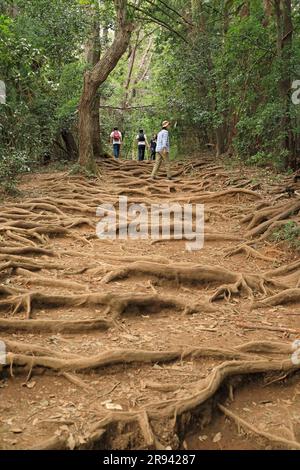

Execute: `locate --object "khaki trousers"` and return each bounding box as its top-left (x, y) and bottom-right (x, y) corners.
top-left (151, 150), bottom-right (171, 178)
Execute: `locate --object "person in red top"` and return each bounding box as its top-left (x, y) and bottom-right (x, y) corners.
top-left (110, 127), bottom-right (122, 159)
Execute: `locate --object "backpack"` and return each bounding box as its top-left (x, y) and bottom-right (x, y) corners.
top-left (113, 130), bottom-right (120, 141)
top-left (138, 132), bottom-right (145, 143)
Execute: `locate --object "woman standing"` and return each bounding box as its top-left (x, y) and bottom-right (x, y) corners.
top-left (150, 134), bottom-right (157, 160)
top-left (136, 129), bottom-right (149, 161)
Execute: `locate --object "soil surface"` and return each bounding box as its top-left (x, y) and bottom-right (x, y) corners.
top-left (0, 153), bottom-right (300, 450)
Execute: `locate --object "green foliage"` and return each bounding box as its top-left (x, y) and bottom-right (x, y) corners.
top-left (271, 221), bottom-right (300, 250)
top-left (55, 61), bottom-right (86, 125)
top-left (0, 149), bottom-right (30, 194)
top-left (69, 162), bottom-right (96, 178)
top-left (0, 0), bottom-right (88, 167)
top-left (1, 0), bottom-right (300, 180)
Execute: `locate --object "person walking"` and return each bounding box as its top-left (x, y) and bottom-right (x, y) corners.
top-left (136, 129), bottom-right (149, 161)
top-left (150, 134), bottom-right (157, 160)
top-left (110, 127), bottom-right (122, 159)
top-left (151, 121), bottom-right (172, 180)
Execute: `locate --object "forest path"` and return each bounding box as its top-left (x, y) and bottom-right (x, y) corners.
top-left (0, 153), bottom-right (300, 450)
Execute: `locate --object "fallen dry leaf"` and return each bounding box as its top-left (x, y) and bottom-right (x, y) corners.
top-left (67, 434), bottom-right (76, 450)
top-left (11, 428), bottom-right (23, 434)
top-left (105, 403), bottom-right (123, 411)
top-left (213, 432), bottom-right (222, 443)
top-left (22, 381), bottom-right (36, 389)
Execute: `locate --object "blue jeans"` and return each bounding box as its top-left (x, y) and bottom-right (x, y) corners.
top-left (138, 145), bottom-right (146, 161)
top-left (113, 144), bottom-right (121, 159)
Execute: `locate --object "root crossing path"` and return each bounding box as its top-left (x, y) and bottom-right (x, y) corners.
top-left (1, 154), bottom-right (300, 450)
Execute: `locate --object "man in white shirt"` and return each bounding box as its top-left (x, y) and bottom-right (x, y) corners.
top-left (151, 121), bottom-right (172, 179)
top-left (110, 127), bottom-right (122, 159)
top-left (136, 129), bottom-right (149, 161)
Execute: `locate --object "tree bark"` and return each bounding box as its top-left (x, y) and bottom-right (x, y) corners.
top-left (78, 0), bottom-right (134, 170)
top-left (216, 125), bottom-right (226, 157)
top-left (86, 13), bottom-right (103, 157)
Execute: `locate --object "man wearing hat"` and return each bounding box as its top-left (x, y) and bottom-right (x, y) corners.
top-left (151, 121), bottom-right (172, 180)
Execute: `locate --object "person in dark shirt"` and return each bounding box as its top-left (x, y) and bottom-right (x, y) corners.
top-left (136, 129), bottom-right (149, 161)
top-left (150, 134), bottom-right (157, 160)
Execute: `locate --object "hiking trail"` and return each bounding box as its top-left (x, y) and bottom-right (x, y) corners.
top-left (1, 153), bottom-right (300, 450)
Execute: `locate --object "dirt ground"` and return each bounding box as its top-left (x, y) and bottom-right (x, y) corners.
top-left (0, 153), bottom-right (300, 450)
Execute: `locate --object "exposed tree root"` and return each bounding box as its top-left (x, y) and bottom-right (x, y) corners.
top-left (169, 188), bottom-right (262, 205)
top-left (2, 347), bottom-right (250, 374)
top-left (147, 358), bottom-right (300, 419)
top-left (236, 322), bottom-right (300, 335)
top-left (77, 357), bottom-right (300, 450)
top-left (142, 381), bottom-right (181, 393)
top-left (245, 201), bottom-right (300, 239)
top-left (0, 290), bottom-right (200, 318)
top-left (0, 318), bottom-right (112, 333)
top-left (256, 220), bottom-right (299, 243)
top-left (100, 261), bottom-right (290, 302)
top-left (15, 268), bottom-right (88, 291)
top-left (0, 247), bottom-right (54, 256)
top-left (60, 372), bottom-right (93, 391)
top-left (1, 156), bottom-right (300, 451)
top-left (150, 232), bottom-right (243, 245)
top-left (102, 261), bottom-right (240, 287)
top-left (218, 404), bottom-right (300, 450)
top-left (266, 260), bottom-right (300, 278)
top-left (3, 339), bottom-right (78, 359)
top-left (235, 340), bottom-right (294, 355)
top-left (252, 288), bottom-right (300, 309)
top-left (0, 254), bottom-right (65, 272)
top-left (225, 244), bottom-right (276, 262)
top-left (2, 340), bottom-right (293, 375)
top-left (26, 355), bottom-right (300, 450)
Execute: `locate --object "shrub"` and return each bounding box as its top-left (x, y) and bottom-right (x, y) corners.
top-left (271, 221), bottom-right (300, 250)
top-left (0, 149), bottom-right (31, 194)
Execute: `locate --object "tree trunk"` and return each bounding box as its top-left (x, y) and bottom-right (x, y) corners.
top-left (78, 0), bottom-right (134, 170)
top-left (84, 6), bottom-right (103, 159)
top-left (216, 125), bottom-right (226, 157)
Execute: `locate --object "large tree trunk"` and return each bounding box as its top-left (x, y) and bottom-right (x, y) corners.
top-left (78, 0), bottom-right (133, 170)
top-left (85, 10), bottom-right (103, 158)
top-left (216, 125), bottom-right (226, 157)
